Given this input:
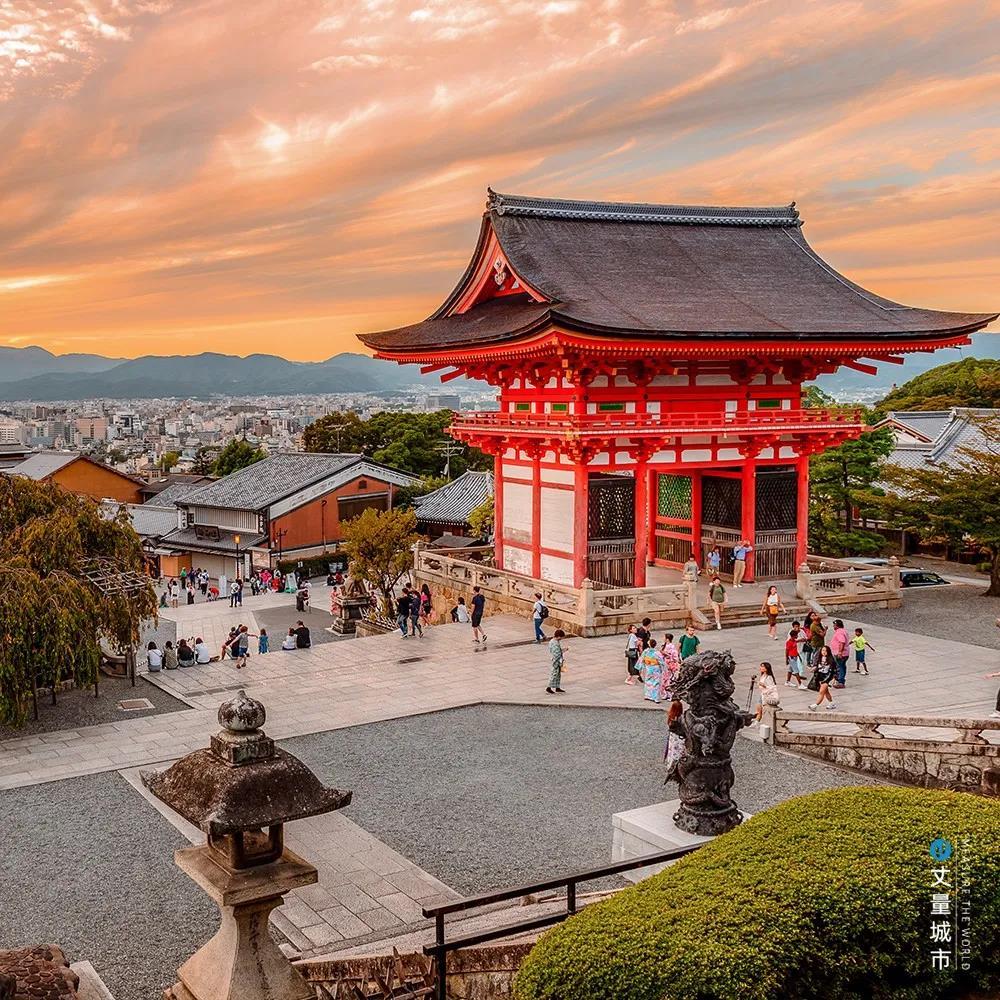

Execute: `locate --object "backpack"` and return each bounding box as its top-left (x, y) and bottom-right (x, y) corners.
top-left (539, 603), bottom-right (549, 621)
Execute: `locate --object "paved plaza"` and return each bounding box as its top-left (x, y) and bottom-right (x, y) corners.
top-left (2, 587), bottom-right (999, 998)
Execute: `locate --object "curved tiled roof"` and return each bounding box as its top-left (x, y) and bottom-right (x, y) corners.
top-left (359, 190), bottom-right (997, 352)
top-left (414, 470), bottom-right (493, 525)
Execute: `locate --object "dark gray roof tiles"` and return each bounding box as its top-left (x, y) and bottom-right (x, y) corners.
top-left (359, 190), bottom-right (997, 352)
top-left (179, 452), bottom-right (361, 511)
top-left (414, 470), bottom-right (493, 525)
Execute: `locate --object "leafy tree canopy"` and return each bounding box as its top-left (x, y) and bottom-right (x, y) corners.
top-left (808, 420), bottom-right (894, 557)
top-left (159, 450), bottom-right (181, 472)
top-left (303, 410), bottom-right (491, 478)
top-left (340, 506), bottom-right (419, 615)
top-left (212, 438), bottom-right (266, 477)
top-left (876, 357), bottom-right (1000, 413)
top-left (880, 416), bottom-right (1000, 595)
top-left (0, 478), bottom-right (158, 726)
top-left (468, 496), bottom-right (494, 541)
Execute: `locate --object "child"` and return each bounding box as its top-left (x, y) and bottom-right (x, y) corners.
top-left (852, 627), bottom-right (875, 675)
top-left (258, 627), bottom-right (269, 654)
top-left (785, 625), bottom-right (807, 689)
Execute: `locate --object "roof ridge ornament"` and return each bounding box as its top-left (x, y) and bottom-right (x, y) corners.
top-left (486, 188), bottom-right (801, 226)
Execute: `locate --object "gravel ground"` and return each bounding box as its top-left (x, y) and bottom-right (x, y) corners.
top-left (852, 584), bottom-right (1000, 651)
top-left (284, 705), bottom-right (881, 896)
top-left (0, 772), bottom-right (217, 1000)
top-left (0, 673), bottom-right (188, 740)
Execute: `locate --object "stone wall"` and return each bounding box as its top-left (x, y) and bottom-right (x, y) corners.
top-left (765, 708), bottom-right (1000, 796)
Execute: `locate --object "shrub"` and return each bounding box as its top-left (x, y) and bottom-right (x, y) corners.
top-left (514, 786), bottom-right (1000, 1000)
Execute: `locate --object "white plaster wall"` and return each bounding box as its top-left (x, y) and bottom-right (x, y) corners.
top-left (779, 446), bottom-right (798, 458)
top-left (540, 487), bottom-right (574, 550)
top-left (591, 452), bottom-right (610, 465)
top-left (541, 467), bottom-right (575, 485)
top-left (503, 481), bottom-right (532, 543)
top-left (717, 448), bottom-right (742, 461)
top-left (694, 374), bottom-right (735, 385)
top-left (646, 401), bottom-right (661, 413)
top-left (540, 554), bottom-right (574, 585)
top-left (504, 546), bottom-right (532, 575)
top-left (650, 374), bottom-right (688, 386)
top-left (502, 461), bottom-right (530, 480)
top-left (591, 375), bottom-right (609, 387)
top-left (682, 449), bottom-right (712, 462)
top-left (614, 451), bottom-right (636, 465)
top-left (651, 449), bottom-right (677, 463)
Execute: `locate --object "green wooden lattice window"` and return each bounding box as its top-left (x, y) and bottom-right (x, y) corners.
top-left (657, 474), bottom-right (692, 519)
top-left (597, 401), bottom-right (625, 412)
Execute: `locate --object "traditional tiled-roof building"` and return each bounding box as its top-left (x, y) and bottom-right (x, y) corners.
top-left (414, 470), bottom-right (493, 537)
top-left (361, 189), bottom-right (997, 587)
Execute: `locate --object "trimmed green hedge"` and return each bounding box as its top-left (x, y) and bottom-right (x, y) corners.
top-left (514, 787), bottom-right (1000, 1000)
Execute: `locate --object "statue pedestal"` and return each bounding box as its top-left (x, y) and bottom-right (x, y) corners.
top-left (164, 845), bottom-right (317, 1000)
top-left (329, 593), bottom-right (370, 635)
top-left (611, 799), bottom-right (751, 883)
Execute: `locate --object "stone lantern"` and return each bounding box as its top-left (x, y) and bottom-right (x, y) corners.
top-left (142, 690), bottom-right (351, 1000)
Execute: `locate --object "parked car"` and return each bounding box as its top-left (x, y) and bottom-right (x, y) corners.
top-left (900, 569), bottom-right (950, 588)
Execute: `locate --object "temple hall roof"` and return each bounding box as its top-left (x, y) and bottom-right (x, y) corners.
top-left (359, 190), bottom-right (997, 353)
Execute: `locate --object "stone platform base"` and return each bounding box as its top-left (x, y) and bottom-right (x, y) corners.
top-left (612, 799), bottom-right (750, 883)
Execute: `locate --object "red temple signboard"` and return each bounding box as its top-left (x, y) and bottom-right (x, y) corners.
top-left (360, 190), bottom-right (996, 589)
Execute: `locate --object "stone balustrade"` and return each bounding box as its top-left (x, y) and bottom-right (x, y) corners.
top-left (796, 556), bottom-right (901, 610)
top-left (762, 707), bottom-right (1000, 796)
top-left (413, 545), bottom-right (693, 636)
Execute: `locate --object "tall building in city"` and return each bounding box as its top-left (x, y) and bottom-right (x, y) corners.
top-left (361, 190), bottom-right (997, 587)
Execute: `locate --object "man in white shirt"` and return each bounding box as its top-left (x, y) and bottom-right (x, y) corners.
top-left (532, 592), bottom-right (548, 643)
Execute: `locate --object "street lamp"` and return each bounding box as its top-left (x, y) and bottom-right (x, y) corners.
top-left (234, 534), bottom-right (241, 580)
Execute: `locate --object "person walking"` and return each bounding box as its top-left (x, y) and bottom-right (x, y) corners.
top-left (546, 629), bottom-right (566, 694)
top-left (678, 624), bottom-right (700, 660)
top-left (754, 661), bottom-right (780, 721)
top-left (830, 619), bottom-right (850, 688)
top-left (852, 627), bottom-right (874, 675)
top-left (660, 634), bottom-right (680, 702)
top-left (635, 617), bottom-right (652, 650)
top-left (807, 646), bottom-right (837, 711)
top-left (624, 624), bottom-right (641, 684)
top-left (532, 592), bottom-right (548, 643)
top-left (233, 625), bottom-right (251, 670)
top-left (760, 585), bottom-right (785, 639)
top-left (470, 586), bottom-right (487, 645)
top-left (396, 587), bottom-right (412, 637)
top-left (186, 581), bottom-right (196, 605)
top-left (419, 583), bottom-right (433, 627)
top-left (784, 625), bottom-right (807, 689)
top-left (708, 574), bottom-right (726, 630)
top-left (639, 637), bottom-right (666, 704)
top-left (168, 578), bottom-right (179, 609)
top-left (808, 614), bottom-right (827, 668)
top-left (706, 544), bottom-right (722, 577)
top-left (408, 588), bottom-right (424, 639)
top-left (732, 539), bottom-right (752, 588)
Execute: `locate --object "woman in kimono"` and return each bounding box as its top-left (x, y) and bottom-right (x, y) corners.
top-left (660, 633), bottom-right (681, 702)
top-left (639, 637), bottom-right (666, 704)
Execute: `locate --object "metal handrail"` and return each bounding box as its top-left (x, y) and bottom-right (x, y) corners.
top-left (421, 843), bottom-right (703, 999)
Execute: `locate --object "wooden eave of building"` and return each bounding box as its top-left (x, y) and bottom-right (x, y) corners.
top-left (358, 189), bottom-right (997, 364)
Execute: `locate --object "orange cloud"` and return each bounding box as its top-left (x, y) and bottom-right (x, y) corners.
top-left (0, 0), bottom-right (996, 361)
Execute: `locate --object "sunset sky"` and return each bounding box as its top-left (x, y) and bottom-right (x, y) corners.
top-left (0, 0), bottom-right (997, 361)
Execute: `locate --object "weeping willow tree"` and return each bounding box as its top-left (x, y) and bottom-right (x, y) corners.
top-left (0, 476), bottom-right (158, 726)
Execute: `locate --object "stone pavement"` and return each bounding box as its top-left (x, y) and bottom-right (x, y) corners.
top-left (3, 608), bottom-right (999, 956)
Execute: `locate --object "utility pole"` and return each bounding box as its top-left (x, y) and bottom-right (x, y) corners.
top-left (436, 440), bottom-right (463, 480)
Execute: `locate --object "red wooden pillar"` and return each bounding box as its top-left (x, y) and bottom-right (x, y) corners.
top-left (493, 452), bottom-right (504, 569)
top-left (633, 459), bottom-right (648, 587)
top-left (646, 468), bottom-right (657, 566)
top-left (574, 464), bottom-right (589, 586)
top-left (795, 453), bottom-right (810, 567)
top-left (690, 471), bottom-right (703, 566)
top-left (531, 452), bottom-right (542, 579)
top-left (741, 460), bottom-right (756, 582)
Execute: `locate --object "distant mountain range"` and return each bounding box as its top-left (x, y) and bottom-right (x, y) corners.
top-left (0, 348), bottom-right (452, 401)
top-left (0, 334), bottom-right (996, 402)
top-left (812, 333), bottom-right (1000, 403)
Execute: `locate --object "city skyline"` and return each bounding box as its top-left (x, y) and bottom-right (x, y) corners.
top-left (0, 0), bottom-right (997, 361)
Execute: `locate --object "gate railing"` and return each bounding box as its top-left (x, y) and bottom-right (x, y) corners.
top-left (586, 538), bottom-right (636, 588)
